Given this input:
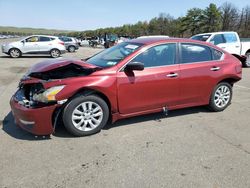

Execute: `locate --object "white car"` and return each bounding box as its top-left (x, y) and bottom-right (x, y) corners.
top-left (191, 31), bottom-right (250, 67)
top-left (2, 35), bottom-right (66, 58)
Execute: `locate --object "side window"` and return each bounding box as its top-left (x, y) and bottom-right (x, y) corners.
top-left (39, 36), bottom-right (51, 42)
top-left (210, 34), bottom-right (225, 45)
top-left (132, 43), bottom-right (176, 68)
top-left (26, 36), bottom-right (39, 42)
top-left (181, 43), bottom-right (212, 63)
top-left (212, 49), bottom-right (223, 60)
top-left (223, 33), bottom-right (237, 43)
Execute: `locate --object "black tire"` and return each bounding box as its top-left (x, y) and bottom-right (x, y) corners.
top-left (9, 48), bottom-right (21, 58)
top-left (243, 52), bottom-right (250, 68)
top-left (68, 46), bottom-right (76, 52)
top-left (50, 49), bottom-right (61, 58)
top-left (63, 95), bottom-right (109, 136)
top-left (209, 82), bottom-right (232, 112)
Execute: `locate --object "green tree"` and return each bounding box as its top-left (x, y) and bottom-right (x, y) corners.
top-left (202, 3), bottom-right (222, 32)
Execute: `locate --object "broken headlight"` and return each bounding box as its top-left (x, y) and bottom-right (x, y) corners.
top-left (33, 85), bottom-right (65, 103)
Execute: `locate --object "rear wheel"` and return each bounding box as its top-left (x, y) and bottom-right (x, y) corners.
top-left (50, 49), bottom-right (60, 58)
top-left (209, 82), bottom-right (232, 112)
top-left (9, 48), bottom-right (21, 58)
top-left (244, 52), bottom-right (250, 68)
top-left (68, 46), bottom-right (76, 52)
top-left (63, 95), bottom-right (109, 136)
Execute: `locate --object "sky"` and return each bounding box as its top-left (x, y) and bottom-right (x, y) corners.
top-left (0, 0), bottom-right (249, 31)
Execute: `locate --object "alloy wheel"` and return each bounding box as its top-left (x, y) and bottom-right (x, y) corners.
top-left (10, 49), bottom-right (20, 58)
top-left (214, 85), bottom-right (231, 108)
top-left (71, 101), bottom-right (103, 131)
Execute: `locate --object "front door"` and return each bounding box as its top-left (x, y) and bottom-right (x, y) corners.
top-left (117, 43), bottom-right (180, 114)
top-left (22, 36), bottom-right (39, 53)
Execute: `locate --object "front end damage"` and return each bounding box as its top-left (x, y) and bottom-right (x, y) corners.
top-left (10, 60), bottom-right (100, 135)
top-left (10, 82), bottom-right (59, 135)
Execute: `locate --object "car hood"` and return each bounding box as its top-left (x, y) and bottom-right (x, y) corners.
top-left (29, 59), bottom-right (97, 72)
top-left (25, 59), bottom-right (101, 81)
top-left (3, 41), bottom-right (20, 46)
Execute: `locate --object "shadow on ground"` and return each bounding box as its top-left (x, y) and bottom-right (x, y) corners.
top-left (2, 112), bottom-right (51, 141)
top-left (54, 106), bottom-right (210, 138)
top-left (2, 106), bottom-right (210, 140)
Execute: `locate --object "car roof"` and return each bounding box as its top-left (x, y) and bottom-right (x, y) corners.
top-left (129, 37), bottom-right (226, 52)
top-left (193, 31), bottom-right (237, 36)
top-left (27, 35), bottom-right (58, 38)
top-left (130, 37), bottom-right (209, 45)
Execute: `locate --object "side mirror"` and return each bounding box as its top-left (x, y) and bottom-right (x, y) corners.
top-left (125, 62), bottom-right (144, 71)
top-left (21, 40), bottom-right (25, 44)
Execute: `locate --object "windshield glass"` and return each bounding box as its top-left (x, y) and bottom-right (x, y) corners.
top-left (191, 34), bottom-right (211, 41)
top-left (86, 42), bottom-right (143, 68)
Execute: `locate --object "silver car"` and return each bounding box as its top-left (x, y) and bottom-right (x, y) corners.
top-left (2, 35), bottom-right (66, 58)
top-left (59, 36), bottom-right (79, 52)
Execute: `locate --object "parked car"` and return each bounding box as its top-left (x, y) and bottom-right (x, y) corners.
top-left (80, 37), bottom-right (90, 46)
top-left (2, 35), bottom-right (66, 58)
top-left (191, 31), bottom-right (250, 67)
top-left (10, 37), bottom-right (242, 136)
top-left (59, 36), bottom-right (79, 52)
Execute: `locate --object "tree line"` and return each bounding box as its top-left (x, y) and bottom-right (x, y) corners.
top-left (1, 2), bottom-right (249, 38)
top-left (78, 2), bottom-right (250, 38)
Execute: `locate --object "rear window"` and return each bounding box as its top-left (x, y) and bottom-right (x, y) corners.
top-left (191, 34), bottom-right (211, 41)
top-left (39, 36), bottom-right (51, 42)
top-left (210, 34), bottom-right (225, 45)
top-left (212, 49), bottom-right (223, 60)
top-left (59, 37), bottom-right (72, 42)
top-left (223, 33), bottom-right (237, 43)
top-left (181, 43), bottom-right (212, 63)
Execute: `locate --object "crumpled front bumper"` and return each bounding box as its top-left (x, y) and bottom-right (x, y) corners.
top-left (10, 96), bottom-right (58, 135)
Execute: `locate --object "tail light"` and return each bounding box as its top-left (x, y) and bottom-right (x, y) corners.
top-left (58, 41), bottom-right (64, 46)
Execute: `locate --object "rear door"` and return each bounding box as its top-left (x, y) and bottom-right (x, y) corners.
top-left (179, 43), bottom-right (225, 106)
top-left (37, 36), bottom-right (53, 52)
top-left (117, 43), bottom-right (180, 114)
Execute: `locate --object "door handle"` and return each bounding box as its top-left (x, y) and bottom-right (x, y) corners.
top-left (210, 67), bottom-right (220, 71)
top-left (235, 46), bottom-right (240, 48)
top-left (166, 73), bottom-right (178, 78)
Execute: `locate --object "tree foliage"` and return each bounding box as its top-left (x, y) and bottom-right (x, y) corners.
top-left (1, 2), bottom-right (249, 38)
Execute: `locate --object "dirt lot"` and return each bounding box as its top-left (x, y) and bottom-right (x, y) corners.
top-left (0, 38), bottom-right (250, 188)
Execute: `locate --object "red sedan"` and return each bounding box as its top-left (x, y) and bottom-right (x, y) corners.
top-left (10, 37), bottom-right (242, 136)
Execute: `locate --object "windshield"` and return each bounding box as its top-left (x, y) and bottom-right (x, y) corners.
top-left (191, 34), bottom-right (211, 41)
top-left (86, 42), bottom-right (143, 68)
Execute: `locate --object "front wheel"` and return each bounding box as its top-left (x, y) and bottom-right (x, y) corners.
top-left (9, 48), bottom-right (21, 58)
top-left (63, 95), bottom-right (109, 136)
top-left (244, 52), bottom-right (250, 68)
top-left (50, 49), bottom-right (61, 58)
top-left (209, 82), bottom-right (232, 112)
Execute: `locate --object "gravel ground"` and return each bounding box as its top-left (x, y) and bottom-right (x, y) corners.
top-left (0, 38), bottom-right (250, 188)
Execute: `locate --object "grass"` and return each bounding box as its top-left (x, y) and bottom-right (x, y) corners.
top-left (0, 26), bottom-right (74, 35)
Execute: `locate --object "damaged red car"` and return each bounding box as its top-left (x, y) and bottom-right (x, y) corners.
top-left (10, 38), bottom-right (242, 136)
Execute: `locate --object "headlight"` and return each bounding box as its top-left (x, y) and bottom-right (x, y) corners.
top-left (33, 85), bottom-right (65, 103)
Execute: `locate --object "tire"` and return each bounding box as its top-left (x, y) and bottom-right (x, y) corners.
top-left (209, 82), bottom-right (232, 112)
top-left (68, 46), bottom-right (76, 52)
top-left (50, 49), bottom-right (61, 58)
top-left (9, 48), bottom-right (21, 58)
top-left (63, 95), bottom-right (109, 136)
top-left (243, 52), bottom-right (250, 68)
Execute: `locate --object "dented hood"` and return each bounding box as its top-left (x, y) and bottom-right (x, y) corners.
top-left (29, 59), bottom-right (98, 73)
top-left (25, 59), bottom-right (101, 81)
